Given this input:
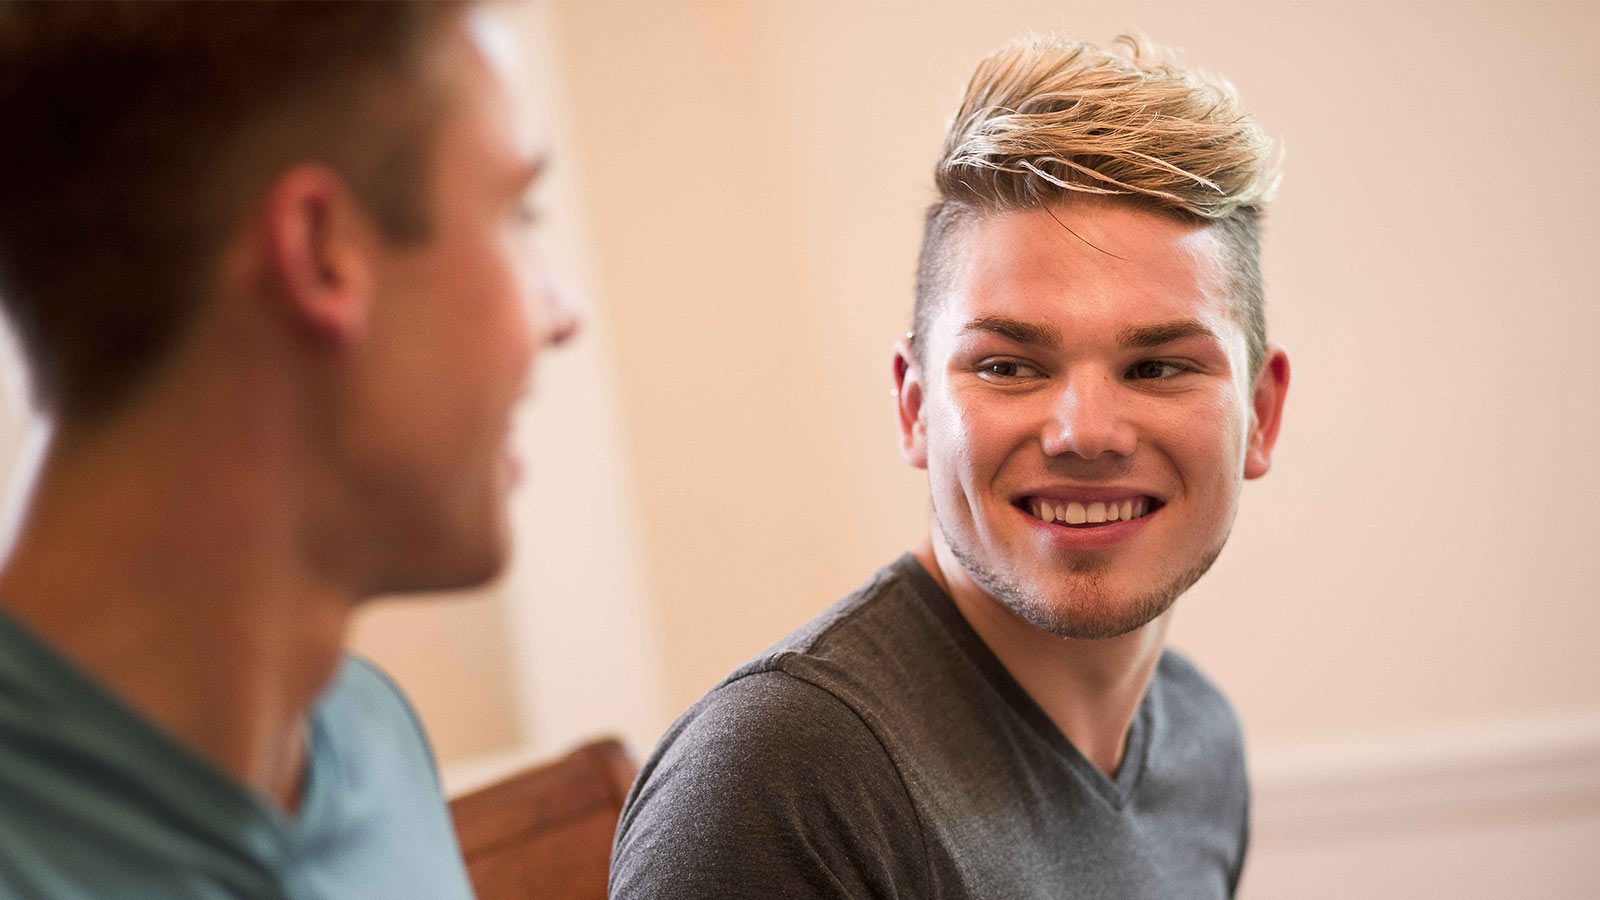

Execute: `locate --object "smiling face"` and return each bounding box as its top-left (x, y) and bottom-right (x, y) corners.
top-left (896, 200), bottom-right (1287, 639)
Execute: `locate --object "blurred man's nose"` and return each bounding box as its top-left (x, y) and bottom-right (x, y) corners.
top-left (1039, 368), bottom-right (1137, 460)
top-left (538, 274), bottom-right (583, 349)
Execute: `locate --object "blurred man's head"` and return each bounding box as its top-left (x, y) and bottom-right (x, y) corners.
top-left (0, 2), bottom-right (577, 595)
top-left (0, 3), bottom-right (456, 418)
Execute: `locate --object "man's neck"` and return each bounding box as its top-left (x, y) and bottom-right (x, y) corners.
top-left (916, 535), bottom-right (1170, 778)
top-left (0, 412), bottom-right (356, 813)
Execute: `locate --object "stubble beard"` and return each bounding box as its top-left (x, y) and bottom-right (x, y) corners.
top-left (936, 504), bottom-right (1229, 640)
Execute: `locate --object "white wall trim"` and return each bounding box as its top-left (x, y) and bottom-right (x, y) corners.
top-left (1250, 709), bottom-right (1600, 848)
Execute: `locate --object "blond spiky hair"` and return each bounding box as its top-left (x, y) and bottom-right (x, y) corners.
top-left (914, 34), bottom-right (1281, 375)
top-left (938, 34), bottom-right (1278, 216)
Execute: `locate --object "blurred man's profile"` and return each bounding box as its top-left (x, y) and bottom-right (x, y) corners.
top-left (611, 34), bottom-right (1287, 899)
top-left (0, 2), bottom-right (575, 896)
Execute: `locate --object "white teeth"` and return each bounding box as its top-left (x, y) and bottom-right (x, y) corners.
top-left (1029, 496), bottom-right (1157, 525)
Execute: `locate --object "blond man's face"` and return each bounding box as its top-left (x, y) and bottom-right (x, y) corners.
top-left (897, 201), bottom-right (1286, 638)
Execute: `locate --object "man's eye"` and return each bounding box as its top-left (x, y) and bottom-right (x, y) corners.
top-left (976, 359), bottom-right (1041, 382)
top-left (1128, 360), bottom-right (1187, 380)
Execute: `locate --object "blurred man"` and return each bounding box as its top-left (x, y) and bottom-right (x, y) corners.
top-left (612, 35), bottom-right (1288, 899)
top-left (0, 3), bottom-right (575, 896)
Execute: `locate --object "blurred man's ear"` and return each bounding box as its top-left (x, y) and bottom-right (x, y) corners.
top-left (1244, 345), bottom-right (1290, 480)
top-left (259, 165), bottom-right (377, 348)
top-left (893, 336), bottom-right (928, 469)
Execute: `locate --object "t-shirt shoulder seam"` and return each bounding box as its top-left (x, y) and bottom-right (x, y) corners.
top-left (746, 664), bottom-right (936, 897)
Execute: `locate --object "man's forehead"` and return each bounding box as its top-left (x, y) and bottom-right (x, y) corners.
top-left (962, 207), bottom-right (1229, 291)
top-left (466, 6), bottom-right (522, 78)
top-left (439, 7), bottom-right (545, 163)
top-left (928, 205), bottom-right (1240, 343)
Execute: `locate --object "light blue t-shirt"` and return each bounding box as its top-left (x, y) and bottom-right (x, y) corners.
top-left (0, 609), bottom-right (475, 899)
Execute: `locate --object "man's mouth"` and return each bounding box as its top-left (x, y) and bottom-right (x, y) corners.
top-left (1017, 496), bottom-right (1163, 528)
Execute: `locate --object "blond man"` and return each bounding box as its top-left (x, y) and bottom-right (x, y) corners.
top-left (611, 35), bottom-right (1288, 899)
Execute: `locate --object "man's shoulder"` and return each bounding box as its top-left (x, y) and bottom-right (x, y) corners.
top-left (611, 561), bottom-right (945, 898)
top-left (304, 655), bottom-right (472, 896)
top-left (613, 668), bottom-right (927, 898)
top-left (637, 668), bottom-right (890, 789)
top-left (320, 653), bottom-right (421, 730)
top-left (315, 653), bottom-right (443, 788)
top-left (635, 554), bottom-right (996, 799)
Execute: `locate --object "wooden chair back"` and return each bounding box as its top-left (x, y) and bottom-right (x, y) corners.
top-left (450, 738), bottom-right (638, 900)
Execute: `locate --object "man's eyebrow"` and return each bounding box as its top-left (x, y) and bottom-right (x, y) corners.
top-left (1117, 319), bottom-right (1218, 349)
top-left (958, 315), bottom-right (1062, 347)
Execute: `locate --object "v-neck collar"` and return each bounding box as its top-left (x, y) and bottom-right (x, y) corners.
top-left (894, 554), bottom-right (1156, 809)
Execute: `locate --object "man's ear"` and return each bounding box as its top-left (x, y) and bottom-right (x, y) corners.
top-left (893, 336), bottom-right (928, 469)
top-left (1244, 345), bottom-right (1290, 480)
top-left (260, 165), bottom-right (376, 347)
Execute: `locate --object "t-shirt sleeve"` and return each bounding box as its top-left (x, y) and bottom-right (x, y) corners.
top-left (610, 669), bottom-right (926, 899)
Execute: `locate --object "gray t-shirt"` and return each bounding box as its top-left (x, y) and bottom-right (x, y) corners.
top-left (611, 555), bottom-right (1249, 899)
top-left (0, 608), bottom-right (474, 900)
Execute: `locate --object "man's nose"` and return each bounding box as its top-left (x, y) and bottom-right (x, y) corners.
top-left (540, 276), bottom-right (583, 349)
top-left (1039, 370), bottom-right (1137, 460)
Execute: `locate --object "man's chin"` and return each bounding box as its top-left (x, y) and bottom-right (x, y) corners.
top-left (1007, 542), bottom-right (1226, 640)
top-left (373, 530), bottom-right (513, 598)
top-left (1004, 586), bottom-right (1177, 640)
top-left (943, 528), bottom-right (1209, 641)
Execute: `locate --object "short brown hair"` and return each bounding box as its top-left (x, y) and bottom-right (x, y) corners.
top-left (913, 35), bottom-right (1280, 376)
top-left (0, 1), bottom-right (465, 421)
